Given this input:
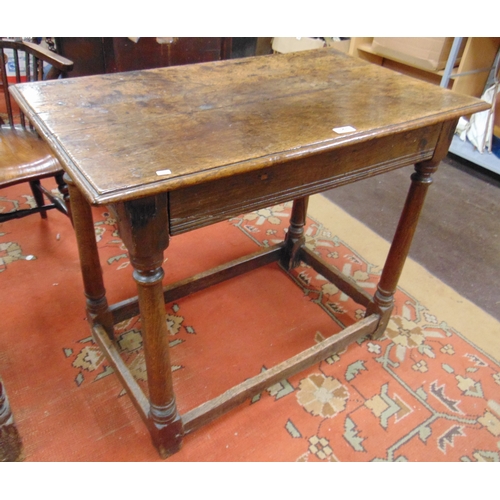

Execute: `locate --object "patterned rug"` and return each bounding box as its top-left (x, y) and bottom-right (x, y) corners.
top-left (1, 181), bottom-right (499, 462)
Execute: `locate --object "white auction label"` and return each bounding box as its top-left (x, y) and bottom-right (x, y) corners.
top-left (156, 169), bottom-right (172, 176)
top-left (332, 126), bottom-right (356, 134)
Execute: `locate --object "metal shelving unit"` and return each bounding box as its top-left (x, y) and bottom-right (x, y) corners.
top-left (449, 135), bottom-right (500, 175)
top-left (441, 37), bottom-right (500, 175)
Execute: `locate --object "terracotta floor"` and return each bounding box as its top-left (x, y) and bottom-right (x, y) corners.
top-left (324, 153), bottom-right (500, 321)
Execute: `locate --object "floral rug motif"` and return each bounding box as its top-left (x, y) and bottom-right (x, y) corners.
top-left (1, 183), bottom-right (499, 462)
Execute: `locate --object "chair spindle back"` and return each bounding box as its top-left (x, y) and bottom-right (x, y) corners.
top-left (0, 39), bottom-right (73, 128)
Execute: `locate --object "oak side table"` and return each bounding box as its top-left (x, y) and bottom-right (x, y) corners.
top-left (12, 48), bottom-right (488, 458)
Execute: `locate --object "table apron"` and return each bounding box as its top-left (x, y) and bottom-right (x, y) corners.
top-left (168, 123), bottom-right (440, 235)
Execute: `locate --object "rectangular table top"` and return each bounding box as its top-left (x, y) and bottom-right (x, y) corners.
top-left (11, 47), bottom-right (489, 205)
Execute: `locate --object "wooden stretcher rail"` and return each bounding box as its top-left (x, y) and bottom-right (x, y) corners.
top-left (96, 309), bottom-right (379, 440)
top-left (101, 233), bottom-right (382, 444)
top-left (110, 243), bottom-right (284, 324)
top-left (300, 246), bottom-right (373, 307)
top-left (182, 314), bottom-right (379, 434)
top-left (93, 324), bottom-right (150, 424)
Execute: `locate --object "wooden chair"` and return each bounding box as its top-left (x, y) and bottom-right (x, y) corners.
top-left (0, 39), bottom-right (73, 223)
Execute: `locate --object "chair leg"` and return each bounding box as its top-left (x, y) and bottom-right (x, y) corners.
top-left (55, 172), bottom-right (72, 222)
top-left (29, 180), bottom-right (48, 219)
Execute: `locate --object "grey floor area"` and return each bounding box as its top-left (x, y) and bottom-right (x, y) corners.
top-left (323, 153), bottom-right (500, 322)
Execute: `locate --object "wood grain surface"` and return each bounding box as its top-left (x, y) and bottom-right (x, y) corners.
top-left (11, 48), bottom-right (489, 205)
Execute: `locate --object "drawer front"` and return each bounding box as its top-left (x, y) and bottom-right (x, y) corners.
top-left (169, 124), bottom-right (441, 235)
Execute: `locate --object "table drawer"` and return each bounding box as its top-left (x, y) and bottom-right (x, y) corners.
top-left (169, 124), bottom-right (441, 235)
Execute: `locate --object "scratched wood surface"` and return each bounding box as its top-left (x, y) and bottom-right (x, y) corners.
top-left (11, 48), bottom-right (488, 205)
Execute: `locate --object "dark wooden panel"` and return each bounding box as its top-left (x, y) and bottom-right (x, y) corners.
top-left (56, 37), bottom-right (231, 77)
top-left (107, 37), bottom-right (227, 72)
top-left (55, 37), bottom-right (106, 77)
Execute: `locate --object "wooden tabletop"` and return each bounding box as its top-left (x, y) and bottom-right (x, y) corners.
top-left (11, 47), bottom-right (489, 205)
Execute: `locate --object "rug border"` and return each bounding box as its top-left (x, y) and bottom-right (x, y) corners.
top-left (308, 194), bottom-right (500, 362)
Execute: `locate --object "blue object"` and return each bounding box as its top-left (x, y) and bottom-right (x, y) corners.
top-left (492, 134), bottom-right (500, 159)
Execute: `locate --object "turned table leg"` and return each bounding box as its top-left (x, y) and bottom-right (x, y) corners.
top-left (281, 196), bottom-right (309, 270)
top-left (367, 120), bottom-right (457, 338)
top-left (55, 171), bottom-right (72, 222)
top-left (65, 174), bottom-right (114, 337)
top-left (366, 161), bottom-right (436, 337)
top-left (112, 194), bottom-right (183, 458)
